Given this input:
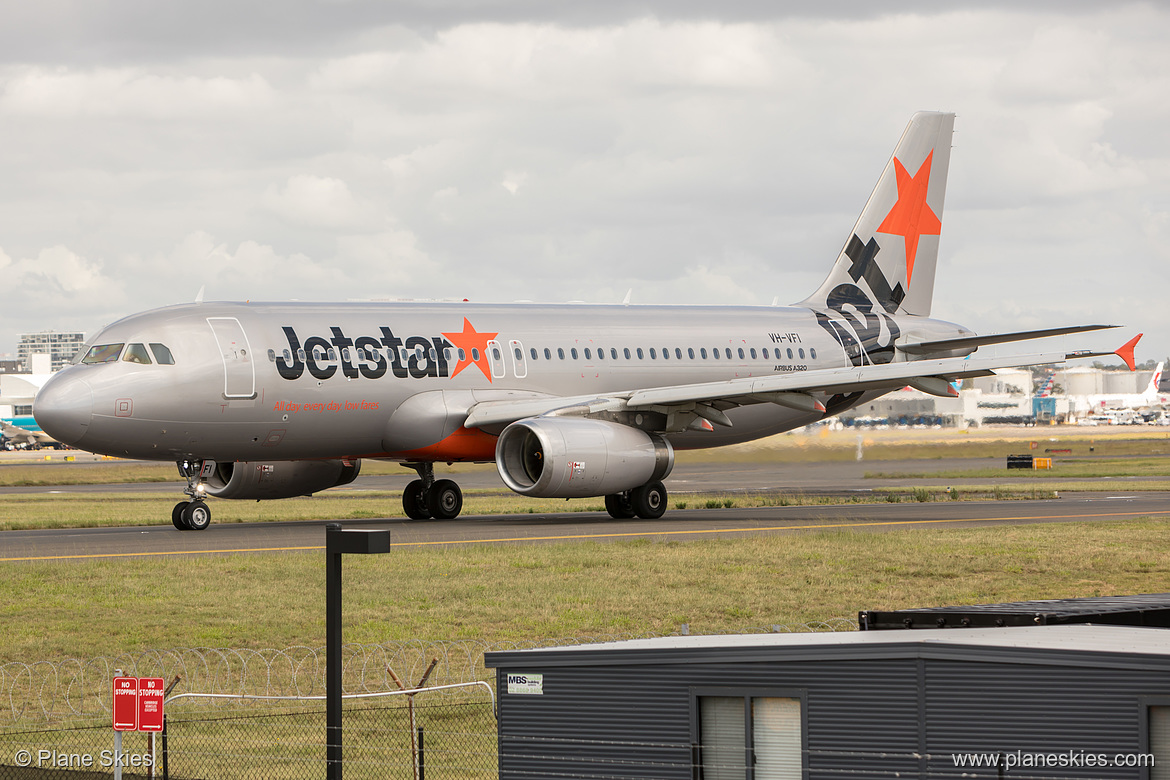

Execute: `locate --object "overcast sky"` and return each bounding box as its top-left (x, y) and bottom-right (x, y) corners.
top-left (2, 1), bottom-right (1167, 364)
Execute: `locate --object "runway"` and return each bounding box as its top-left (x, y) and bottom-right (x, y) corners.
top-left (4, 486), bottom-right (1169, 563)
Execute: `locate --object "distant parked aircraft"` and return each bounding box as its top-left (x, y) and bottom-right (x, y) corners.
top-left (1, 415), bottom-right (65, 450)
top-left (1076, 362), bottom-right (1165, 415)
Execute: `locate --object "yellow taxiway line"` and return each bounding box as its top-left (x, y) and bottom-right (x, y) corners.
top-left (3, 508), bottom-right (1166, 563)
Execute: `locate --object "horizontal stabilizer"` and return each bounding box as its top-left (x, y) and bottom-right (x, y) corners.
top-left (898, 324), bottom-right (1120, 355)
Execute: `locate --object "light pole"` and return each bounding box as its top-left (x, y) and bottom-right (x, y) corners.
top-left (326, 524), bottom-right (391, 779)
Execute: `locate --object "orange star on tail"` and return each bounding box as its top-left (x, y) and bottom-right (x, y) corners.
top-left (877, 150), bottom-right (942, 284)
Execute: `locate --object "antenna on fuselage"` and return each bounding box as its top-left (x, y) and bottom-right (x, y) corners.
top-left (195, 285), bottom-right (205, 304)
top-left (622, 289), bottom-right (632, 306)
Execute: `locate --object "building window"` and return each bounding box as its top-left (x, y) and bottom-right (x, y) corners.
top-left (1152, 705), bottom-right (1170, 780)
top-left (697, 694), bottom-right (803, 780)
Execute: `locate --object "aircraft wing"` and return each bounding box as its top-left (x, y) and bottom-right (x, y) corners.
top-left (463, 349), bottom-right (1086, 430)
top-left (0, 419), bottom-right (59, 447)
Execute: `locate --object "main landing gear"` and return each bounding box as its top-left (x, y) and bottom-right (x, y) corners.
top-left (402, 462), bottom-right (464, 521)
top-left (172, 459), bottom-right (212, 531)
top-left (604, 480), bottom-right (668, 520)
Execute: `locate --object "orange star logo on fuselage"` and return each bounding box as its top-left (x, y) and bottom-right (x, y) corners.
top-left (442, 318), bottom-right (499, 382)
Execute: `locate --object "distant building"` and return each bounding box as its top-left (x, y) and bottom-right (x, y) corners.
top-left (17, 331), bottom-right (85, 373)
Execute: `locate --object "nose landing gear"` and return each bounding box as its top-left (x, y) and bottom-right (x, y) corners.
top-left (172, 459), bottom-right (213, 531)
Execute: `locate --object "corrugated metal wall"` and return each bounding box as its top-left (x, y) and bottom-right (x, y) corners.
top-left (493, 647), bottom-right (1170, 780)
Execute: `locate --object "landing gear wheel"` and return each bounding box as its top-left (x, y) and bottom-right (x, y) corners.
top-left (604, 492), bottom-right (636, 519)
top-left (172, 502), bottom-right (190, 530)
top-left (630, 481), bottom-right (668, 520)
top-left (427, 479), bottom-right (463, 520)
top-left (402, 479), bottom-right (432, 520)
top-left (182, 500), bottom-right (212, 531)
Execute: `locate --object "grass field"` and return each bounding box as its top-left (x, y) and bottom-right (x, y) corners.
top-left (3, 427), bottom-right (1170, 669)
top-left (3, 516), bottom-right (1169, 664)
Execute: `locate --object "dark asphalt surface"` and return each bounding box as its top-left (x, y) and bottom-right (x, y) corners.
top-left (4, 456), bottom-right (1169, 562)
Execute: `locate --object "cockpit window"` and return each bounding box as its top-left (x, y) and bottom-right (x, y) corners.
top-left (149, 343), bottom-right (175, 365)
top-left (123, 343), bottom-right (153, 364)
top-left (81, 344), bottom-right (125, 364)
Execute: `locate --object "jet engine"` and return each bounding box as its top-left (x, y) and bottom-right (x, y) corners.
top-left (201, 459), bottom-right (361, 500)
top-left (496, 417), bottom-right (673, 498)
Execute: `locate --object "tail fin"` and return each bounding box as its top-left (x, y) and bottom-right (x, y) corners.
top-left (800, 112), bottom-right (955, 318)
top-left (1146, 362), bottom-right (1164, 397)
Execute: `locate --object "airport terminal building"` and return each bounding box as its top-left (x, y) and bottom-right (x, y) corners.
top-left (840, 367), bottom-right (1167, 428)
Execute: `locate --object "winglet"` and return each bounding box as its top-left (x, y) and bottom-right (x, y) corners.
top-left (1115, 333), bottom-right (1142, 371)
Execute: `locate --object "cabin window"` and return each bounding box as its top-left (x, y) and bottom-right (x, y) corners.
top-left (148, 343), bottom-right (175, 365)
top-left (81, 344), bottom-right (124, 364)
top-left (123, 343), bottom-right (152, 364)
top-left (762, 347), bottom-right (770, 359)
top-left (597, 348), bottom-right (605, 361)
top-left (584, 348), bottom-right (592, 360)
top-left (810, 347), bottom-right (817, 359)
top-left (787, 348), bottom-right (794, 360)
top-left (726, 348), bottom-right (733, 359)
top-left (701, 348), bottom-right (708, 359)
top-left (798, 348), bottom-right (805, 359)
top-left (571, 348), bottom-right (578, 360)
top-left (687, 348), bottom-right (695, 359)
top-left (544, 348), bottom-right (552, 360)
top-left (676, 348), bottom-right (683, 360)
top-left (738, 348), bottom-right (745, 360)
top-left (649, 348), bottom-right (656, 359)
top-left (471, 348), bottom-right (479, 361)
top-left (624, 348), bottom-right (631, 360)
top-left (297, 349), bottom-right (307, 362)
top-left (637, 348), bottom-right (644, 359)
top-left (750, 348), bottom-right (757, 359)
top-left (611, 348), bottom-right (618, 360)
top-left (557, 348), bottom-right (565, 360)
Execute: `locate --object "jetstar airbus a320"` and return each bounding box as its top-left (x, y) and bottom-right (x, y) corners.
top-left (34, 112), bottom-right (1139, 530)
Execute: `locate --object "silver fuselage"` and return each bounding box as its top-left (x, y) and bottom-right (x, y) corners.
top-left (34, 300), bottom-right (968, 463)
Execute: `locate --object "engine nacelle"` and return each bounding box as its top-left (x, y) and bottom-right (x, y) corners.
top-left (202, 460), bottom-right (361, 500)
top-left (496, 418), bottom-right (673, 498)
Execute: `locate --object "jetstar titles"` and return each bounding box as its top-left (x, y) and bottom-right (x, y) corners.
top-left (275, 326), bottom-right (459, 381)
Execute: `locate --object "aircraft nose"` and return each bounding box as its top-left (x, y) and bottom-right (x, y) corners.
top-left (34, 373), bottom-right (94, 447)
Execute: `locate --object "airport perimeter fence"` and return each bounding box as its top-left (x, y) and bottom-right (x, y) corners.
top-left (0, 621), bottom-right (858, 778)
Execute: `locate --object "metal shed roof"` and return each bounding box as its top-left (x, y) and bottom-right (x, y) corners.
top-left (860, 592), bottom-right (1170, 630)
top-left (485, 624), bottom-right (1170, 671)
